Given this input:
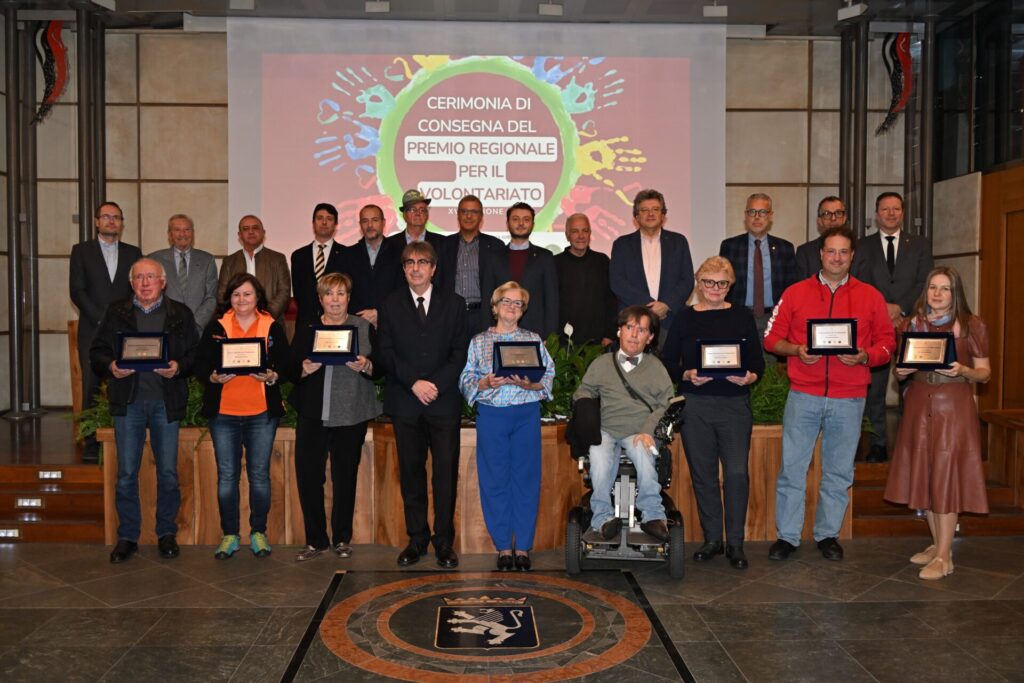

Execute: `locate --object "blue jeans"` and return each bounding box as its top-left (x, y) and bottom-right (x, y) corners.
top-left (776, 390), bottom-right (865, 545)
top-left (588, 430), bottom-right (665, 529)
top-left (113, 400), bottom-right (181, 541)
top-left (209, 412), bottom-right (279, 536)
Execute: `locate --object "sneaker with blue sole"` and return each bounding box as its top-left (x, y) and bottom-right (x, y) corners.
top-left (250, 531), bottom-right (272, 558)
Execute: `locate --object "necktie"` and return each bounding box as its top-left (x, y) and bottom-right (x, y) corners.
top-left (753, 238), bottom-right (765, 317)
top-left (177, 252), bottom-right (187, 284)
top-left (315, 244), bottom-right (326, 281)
top-left (885, 235), bottom-right (895, 275)
top-left (622, 354), bottom-right (639, 366)
top-left (416, 296), bottom-right (427, 324)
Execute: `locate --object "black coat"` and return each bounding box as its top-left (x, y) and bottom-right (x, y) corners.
top-left (70, 239), bottom-right (143, 347)
top-left (193, 315), bottom-right (290, 419)
top-left (89, 297), bottom-right (199, 420)
top-left (479, 243), bottom-right (559, 338)
top-left (376, 286), bottom-right (468, 418)
top-left (290, 240), bottom-right (346, 325)
top-left (342, 238), bottom-right (403, 316)
top-left (436, 231), bottom-right (506, 335)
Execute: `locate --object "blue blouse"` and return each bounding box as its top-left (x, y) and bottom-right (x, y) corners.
top-left (459, 327), bottom-right (555, 407)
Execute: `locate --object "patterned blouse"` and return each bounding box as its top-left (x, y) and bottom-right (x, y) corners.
top-left (459, 327), bottom-right (555, 408)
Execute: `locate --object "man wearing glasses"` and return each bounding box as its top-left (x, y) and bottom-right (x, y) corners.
top-left (437, 194), bottom-right (504, 335)
top-left (385, 189), bottom-right (446, 271)
top-left (719, 193), bottom-right (798, 333)
top-left (377, 241), bottom-right (469, 569)
top-left (797, 196), bottom-right (849, 280)
top-left (69, 201), bottom-right (143, 462)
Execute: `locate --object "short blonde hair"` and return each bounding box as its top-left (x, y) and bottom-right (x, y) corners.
top-left (694, 256), bottom-right (735, 305)
top-left (316, 272), bottom-right (352, 299)
top-left (490, 280), bottom-right (530, 312)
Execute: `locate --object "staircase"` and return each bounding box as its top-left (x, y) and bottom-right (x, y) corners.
top-left (853, 461), bottom-right (1024, 536)
top-left (0, 464), bottom-right (105, 542)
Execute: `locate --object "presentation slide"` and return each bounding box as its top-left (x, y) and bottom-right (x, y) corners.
top-left (229, 20), bottom-right (725, 263)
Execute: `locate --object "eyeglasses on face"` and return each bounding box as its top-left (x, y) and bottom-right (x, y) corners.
top-left (132, 273), bottom-right (162, 282)
top-left (744, 209), bottom-right (771, 218)
top-left (405, 206), bottom-right (429, 215)
top-left (818, 210), bottom-right (847, 219)
top-left (497, 298), bottom-right (524, 308)
top-left (402, 258), bottom-right (433, 268)
top-left (700, 278), bottom-right (731, 290)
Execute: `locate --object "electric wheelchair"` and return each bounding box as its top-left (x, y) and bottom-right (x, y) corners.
top-left (565, 395), bottom-right (687, 579)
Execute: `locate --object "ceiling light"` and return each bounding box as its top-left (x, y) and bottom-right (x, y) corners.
top-left (539, 3), bottom-right (563, 17)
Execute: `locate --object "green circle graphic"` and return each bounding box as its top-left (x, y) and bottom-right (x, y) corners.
top-left (377, 56), bottom-right (580, 232)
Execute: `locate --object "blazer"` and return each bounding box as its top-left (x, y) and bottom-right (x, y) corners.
top-left (342, 238), bottom-right (404, 316)
top-left (290, 240), bottom-right (346, 325)
top-left (609, 229), bottom-right (694, 331)
top-left (795, 235), bottom-right (825, 281)
top-left (479, 243), bottom-right (559, 338)
top-left (719, 233), bottom-right (798, 309)
top-left (217, 247), bottom-right (292, 321)
top-left (149, 247), bottom-right (219, 332)
top-left (437, 231), bottom-right (506, 334)
top-left (376, 286), bottom-right (469, 419)
top-left (69, 239), bottom-right (142, 346)
top-left (852, 230), bottom-right (934, 316)
top-left (88, 297), bottom-right (198, 420)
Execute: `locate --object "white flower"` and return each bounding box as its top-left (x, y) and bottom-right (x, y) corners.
top-left (563, 322), bottom-right (574, 338)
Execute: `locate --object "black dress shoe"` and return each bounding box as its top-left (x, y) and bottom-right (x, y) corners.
top-left (397, 543), bottom-right (425, 567)
top-left (640, 519), bottom-right (671, 543)
top-left (497, 553), bottom-right (514, 571)
top-left (726, 545), bottom-right (749, 569)
top-left (693, 540), bottom-right (724, 562)
top-left (514, 553), bottom-right (531, 572)
top-left (600, 518), bottom-right (622, 541)
top-left (109, 539), bottom-right (138, 564)
top-left (866, 445), bottom-right (888, 463)
top-left (158, 534), bottom-right (180, 559)
top-left (768, 539), bottom-right (798, 560)
top-left (817, 537), bottom-right (844, 561)
top-left (436, 546), bottom-right (459, 569)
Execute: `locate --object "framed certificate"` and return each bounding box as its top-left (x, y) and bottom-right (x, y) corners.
top-left (117, 332), bottom-right (169, 371)
top-left (897, 331), bottom-right (956, 370)
top-left (493, 341), bottom-right (545, 382)
top-left (696, 339), bottom-right (746, 377)
top-left (806, 318), bottom-right (857, 355)
top-left (308, 324), bottom-right (359, 365)
top-left (216, 337), bottom-right (266, 375)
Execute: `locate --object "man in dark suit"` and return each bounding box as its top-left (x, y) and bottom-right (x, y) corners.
top-left (719, 193), bottom-right (798, 332)
top-left (554, 213), bottom-right (616, 345)
top-left (217, 215), bottom-right (292, 322)
top-left (343, 203), bottom-right (403, 328)
top-left (384, 189), bottom-right (446, 275)
top-left (290, 203), bottom-right (346, 325)
top-left (377, 241), bottom-right (468, 569)
top-left (796, 196), bottom-right (848, 280)
top-left (437, 194), bottom-right (505, 336)
top-left (149, 213), bottom-right (218, 334)
top-left (69, 200), bottom-right (143, 462)
top-left (852, 192), bottom-right (934, 462)
top-left (479, 202), bottom-right (559, 338)
top-left (609, 188), bottom-right (694, 343)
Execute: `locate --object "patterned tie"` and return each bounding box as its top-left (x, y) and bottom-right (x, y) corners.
top-left (753, 239), bottom-right (765, 317)
top-left (315, 243), bottom-right (326, 281)
top-left (885, 235), bottom-right (895, 275)
top-left (622, 354), bottom-right (639, 366)
top-left (417, 296), bottom-right (427, 324)
top-left (177, 252), bottom-right (187, 285)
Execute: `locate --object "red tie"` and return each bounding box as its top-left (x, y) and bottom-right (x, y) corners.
top-left (753, 239), bottom-right (765, 317)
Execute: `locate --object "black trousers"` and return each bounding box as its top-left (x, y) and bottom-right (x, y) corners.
top-left (294, 415), bottom-right (368, 549)
top-left (866, 363), bottom-right (890, 448)
top-left (679, 394), bottom-right (752, 546)
top-left (391, 413), bottom-right (461, 551)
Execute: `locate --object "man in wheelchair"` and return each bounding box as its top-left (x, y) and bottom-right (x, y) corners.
top-left (573, 305), bottom-right (676, 543)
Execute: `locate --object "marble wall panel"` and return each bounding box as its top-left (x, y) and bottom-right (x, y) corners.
top-left (41, 333), bottom-right (72, 407)
top-left (809, 111), bottom-right (839, 184)
top-left (726, 39), bottom-right (809, 109)
top-left (933, 172), bottom-right (981, 256)
top-left (36, 104), bottom-right (77, 180)
top-left (106, 33), bottom-right (138, 104)
top-left (0, 336), bottom-right (8, 412)
top-left (139, 107), bottom-right (228, 180)
top-left (0, 93), bottom-right (6, 174)
top-left (724, 186), bottom-right (808, 248)
top-left (140, 182), bottom-right (230, 255)
top-left (866, 112), bottom-right (905, 185)
top-left (106, 105), bottom-right (139, 180)
top-left (811, 40), bottom-right (840, 110)
top-left (0, 173), bottom-right (6, 246)
top-left (726, 111), bottom-right (808, 184)
top-left (37, 181), bottom-right (78, 256)
top-left (0, 255), bottom-right (6, 332)
top-left (140, 34), bottom-right (227, 104)
top-left (39, 258), bottom-right (75, 332)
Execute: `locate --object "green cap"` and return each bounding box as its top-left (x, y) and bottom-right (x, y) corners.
top-left (400, 189), bottom-right (431, 212)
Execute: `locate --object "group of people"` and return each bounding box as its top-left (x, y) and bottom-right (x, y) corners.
top-left (73, 185), bottom-right (988, 581)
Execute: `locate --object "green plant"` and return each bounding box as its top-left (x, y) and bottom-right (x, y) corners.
top-left (541, 333), bottom-right (604, 418)
top-left (750, 362), bottom-right (790, 424)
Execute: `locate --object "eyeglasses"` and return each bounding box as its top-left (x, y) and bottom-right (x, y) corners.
top-left (402, 258), bottom-right (433, 268)
top-left (405, 206), bottom-right (429, 215)
top-left (497, 298), bottom-right (524, 308)
top-left (818, 210), bottom-right (847, 219)
top-left (458, 208), bottom-right (482, 216)
top-left (745, 209), bottom-right (771, 218)
top-left (98, 214), bottom-right (123, 221)
top-left (700, 279), bottom-right (731, 290)
top-left (131, 273), bottom-right (162, 282)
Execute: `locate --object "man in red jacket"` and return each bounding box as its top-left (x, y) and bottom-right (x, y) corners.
top-left (763, 226), bottom-right (895, 562)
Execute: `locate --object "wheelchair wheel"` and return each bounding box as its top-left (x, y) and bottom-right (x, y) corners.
top-left (565, 509), bottom-right (583, 575)
top-left (667, 514), bottom-right (685, 580)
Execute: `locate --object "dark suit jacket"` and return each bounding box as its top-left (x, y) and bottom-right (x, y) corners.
top-left (609, 229), bottom-right (694, 331)
top-left (719, 233), bottom-right (798, 309)
top-left (852, 230), bottom-right (934, 316)
top-left (342, 238), bottom-right (404, 316)
top-left (437, 231), bottom-right (505, 335)
top-left (479, 243), bottom-right (559, 338)
top-left (377, 286), bottom-right (468, 419)
top-left (795, 236), bottom-right (825, 281)
top-left (217, 247), bottom-right (292, 321)
top-left (290, 240), bottom-right (346, 325)
top-left (69, 239), bottom-right (143, 347)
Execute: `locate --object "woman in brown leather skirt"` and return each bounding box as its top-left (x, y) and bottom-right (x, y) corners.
top-left (884, 266), bottom-right (991, 580)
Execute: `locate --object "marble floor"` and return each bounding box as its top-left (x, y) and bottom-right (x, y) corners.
top-left (1, 536), bottom-right (1024, 682)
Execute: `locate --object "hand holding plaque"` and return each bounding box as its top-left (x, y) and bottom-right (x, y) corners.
top-left (695, 339), bottom-right (745, 377)
top-left (806, 318), bottom-right (857, 355)
top-left (897, 331), bottom-right (956, 370)
top-left (308, 324), bottom-right (358, 365)
top-left (493, 341), bottom-right (545, 383)
top-left (216, 337), bottom-right (266, 376)
top-left (117, 332), bottom-right (169, 371)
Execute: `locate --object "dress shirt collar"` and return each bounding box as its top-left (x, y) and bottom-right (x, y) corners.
top-left (508, 240), bottom-right (530, 251)
top-left (409, 285), bottom-right (433, 311)
top-left (133, 296), bottom-right (164, 314)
